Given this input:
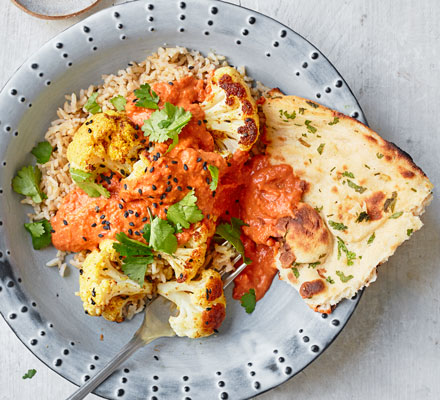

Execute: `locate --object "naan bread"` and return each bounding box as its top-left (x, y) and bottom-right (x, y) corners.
top-left (263, 92), bottom-right (433, 312)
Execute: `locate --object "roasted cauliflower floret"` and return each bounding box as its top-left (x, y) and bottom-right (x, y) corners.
top-left (158, 223), bottom-right (213, 283)
top-left (157, 269), bottom-right (226, 338)
top-left (78, 239), bottom-right (153, 322)
top-left (201, 66), bottom-right (259, 157)
top-left (67, 111), bottom-right (144, 175)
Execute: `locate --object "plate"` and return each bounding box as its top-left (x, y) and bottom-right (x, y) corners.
top-left (11, 0), bottom-right (102, 20)
top-left (0, 1), bottom-right (365, 399)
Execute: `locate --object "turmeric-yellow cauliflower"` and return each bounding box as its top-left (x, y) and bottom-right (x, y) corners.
top-left (67, 111), bottom-right (144, 175)
top-left (78, 239), bottom-right (153, 322)
top-left (201, 67), bottom-right (259, 157)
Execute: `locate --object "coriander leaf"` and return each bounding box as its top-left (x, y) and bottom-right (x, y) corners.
top-left (240, 288), bottom-right (256, 314)
top-left (314, 205), bottom-right (323, 213)
top-left (208, 165), bottom-right (219, 191)
top-left (134, 83), bottom-right (160, 109)
top-left (376, 152), bottom-right (384, 159)
top-left (328, 116), bottom-right (340, 125)
top-left (342, 171), bottom-right (355, 178)
top-left (149, 217), bottom-right (177, 254)
top-left (31, 141), bottom-right (52, 164)
top-left (113, 232), bottom-right (153, 256)
top-left (84, 92), bottom-right (102, 114)
top-left (279, 109), bottom-right (296, 122)
top-left (309, 261), bottom-right (321, 268)
top-left (384, 191), bottom-right (397, 213)
top-left (215, 217), bottom-right (251, 265)
top-left (336, 270), bottom-right (354, 283)
top-left (110, 95), bottom-right (127, 111)
top-left (22, 369), bottom-right (37, 380)
top-left (70, 168), bottom-right (110, 198)
top-left (142, 223), bottom-right (151, 242)
top-left (305, 120), bottom-right (317, 133)
top-left (121, 256), bottom-right (153, 286)
top-left (142, 102), bottom-right (192, 151)
top-left (298, 107), bottom-right (305, 115)
top-left (367, 232), bottom-right (375, 244)
top-left (328, 220), bottom-right (348, 231)
top-left (24, 219), bottom-right (52, 250)
top-left (167, 191), bottom-right (204, 230)
top-left (389, 211), bottom-right (403, 219)
top-left (12, 165), bottom-right (46, 203)
top-left (407, 228), bottom-right (413, 237)
top-left (356, 211), bottom-right (370, 223)
top-left (336, 236), bottom-right (356, 266)
top-left (347, 179), bottom-right (367, 194)
top-left (326, 276), bottom-right (335, 284)
top-left (317, 143), bottom-right (325, 155)
top-left (292, 267), bottom-right (300, 278)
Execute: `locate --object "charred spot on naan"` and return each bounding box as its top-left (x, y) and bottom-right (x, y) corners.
top-left (299, 279), bottom-right (326, 299)
top-left (365, 191), bottom-right (386, 221)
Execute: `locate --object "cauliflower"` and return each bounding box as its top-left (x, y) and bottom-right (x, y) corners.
top-left (67, 111), bottom-right (144, 175)
top-left (158, 222), bottom-right (214, 283)
top-left (201, 67), bottom-right (259, 157)
top-left (157, 269), bottom-right (226, 338)
top-left (78, 239), bottom-right (153, 322)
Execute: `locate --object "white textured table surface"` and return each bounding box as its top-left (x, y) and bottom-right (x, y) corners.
top-left (1, 1), bottom-right (439, 399)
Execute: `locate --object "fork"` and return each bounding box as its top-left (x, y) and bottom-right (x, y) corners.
top-left (66, 251), bottom-right (246, 400)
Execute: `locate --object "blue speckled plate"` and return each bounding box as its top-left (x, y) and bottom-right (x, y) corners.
top-left (0, 1), bottom-right (365, 399)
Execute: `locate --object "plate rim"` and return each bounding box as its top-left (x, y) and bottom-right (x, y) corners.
top-left (0, 0), bottom-right (366, 398)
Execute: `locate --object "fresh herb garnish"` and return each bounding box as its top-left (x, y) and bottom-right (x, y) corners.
top-left (389, 211), bottom-right (403, 219)
top-left (306, 100), bottom-right (319, 108)
top-left (367, 232), bottom-right (375, 244)
top-left (208, 165), bottom-right (219, 191)
top-left (383, 191), bottom-right (397, 213)
top-left (356, 211), bottom-right (370, 223)
top-left (240, 288), bottom-right (256, 314)
top-left (292, 267), bottom-right (300, 279)
top-left (142, 102), bottom-right (192, 152)
top-left (147, 217), bottom-right (178, 255)
top-left (347, 179), bottom-right (367, 194)
top-left (376, 152), bottom-right (384, 159)
top-left (326, 276), bottom-right (335, 284)
top-left (22, 369), bottom-right (37, 380)
top-left (70, 168), bottom-right (110, 198)
top-left (134, 83), bottom-right (160, 109)
top-left (337, 236), bottom-right (356, 266)
top-left (308, 261), bottom-right (321, 269)
top-left (328, 220), bottom-right (348, 231)
top-left (215, 218), bottom-right (251, 264)
top-left (279, 109), bottom-right (296, 122)
top-left (298, 107), bottom-right (305, 115)
top-left (305, 120), bottom-right (317, 133)
top-left (407, 229), bottom-right (413, 237)
top-left (336, 270), bottom-right (354, 283)
top-left (314, 206), bottom-right (323, 213)
top-left (24, 219), bottom-right (52, 250)
top-left (167, 191), bottom-right (204, 231)
top-left (328, 116), bottom-right (340, 125)
top-left (31, 141), bottom-right (52, 164)
top-left (12, 165), bottom-right (46, 203)
top-left (113, 232), bottom-right (154, 285)
top-left (110, 95), bottom-right (127, 111)
top-left (342, 171), bottom-right (355, 178)
top-left (317, 143), bottom-right (325, 155)
top-left (84, 92), bottom-right (102, 114)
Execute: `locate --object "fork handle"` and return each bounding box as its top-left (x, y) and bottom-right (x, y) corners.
top-left (66, 334), bottom-right (146, 400)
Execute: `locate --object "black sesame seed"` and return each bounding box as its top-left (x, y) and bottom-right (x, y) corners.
top-left (206, 177), bottom-right (210, 184)
top-left (197, 120), bottom-right (202, 126)
top-left (100, 215), bottom-right (105, 220)
top-left (128, 229), bottom-right (133, 235)
top-left (153, 203), bottom-right (158, 208)
top-left (135, 231), bottom-right (141, 236)
top-left (138, 188), bottom-right (143, 195)
top-left (124, 211), bottom-right (129, 218)
top-left (212, 191), bottom-right (216, 197)
top-left (150, 167), bottom-right (154, 173)
top-left (82, 237), bottom-right (87, 241)
top-left (135, 212), bottom-right (140, 217)
top-left (63, 219), bottom-right (68, 225)
top-left (164, 209), bottom-right (168, 214)
top-left (128, 210), bottom-right (134, 214)
top-left (160, 193), bottom-right (166, 200)
top-left (88, 128), bottom-right (92, 133)
top-left (124, 184), bottom-right (128, 190)
top-left (129, 222), bottom-right (135, 227)
top-left (152, 185), bottom-right (157, 190)
top-left (91, 223), bottom-right (97, 227)
top-left (173, 177), bottom-right (178, 183)
top-left (171, 160), bottom-right (178, 164)
top-left (183, 164), bottom-right (188, 171)
top-left (197, 157), bottom-right (202, 162)
top-left (118, 203), bottom-right (123, 209)
top-left (168, 81), bottom-right (174, 86)
top-left (177, 186), bottom-right (182, 191)
top-left (95, 206), bottom-right (100, 212)
top-left (166, 186), bottom-right (172, 192)
top-left (187, 186), bottom-right (193, 190)
top-left (159, 201), bottom-right (163, 205)
top-left (103, 226), bottom-right (110, 231)
top-left (167, 175), bottom-right (172, 179)
top-left (79, 269), bottom-right (83, 275)
top-left (98, 234), bottom-right (104, 238)
top-left (142, 217), bottom-right (147, 222)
